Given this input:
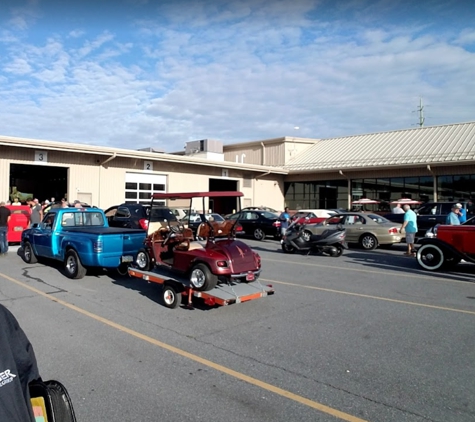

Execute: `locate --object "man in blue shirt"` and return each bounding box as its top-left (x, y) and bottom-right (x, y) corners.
top-left (446, 205), bottom-right (461, 225)
top-left (279, 207), bottom-right (290, 240)
top-left (455, 203), bottom-right (466, 223)
top-left (400, 204), bottom-right (418, 256)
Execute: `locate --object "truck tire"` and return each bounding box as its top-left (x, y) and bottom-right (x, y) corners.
top-left (162, 282), bottom-right (182, 309)
top-left (64, 250), bottom-right (87, 279)
top-left (23, 241), bottom-right (38, 264)
top-left (135, 249), bottom-right (151, 271)
top-left (416, 244), bottom-right (445, 271)
top-left (189, 263), bottom-right (217, 291)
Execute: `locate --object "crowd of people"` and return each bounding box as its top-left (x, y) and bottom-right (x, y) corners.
top-left (0, 197), bottom-right (86, 256)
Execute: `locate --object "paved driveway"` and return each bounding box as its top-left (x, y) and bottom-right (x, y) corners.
top-left (1, 242), bottom-right (474, 422)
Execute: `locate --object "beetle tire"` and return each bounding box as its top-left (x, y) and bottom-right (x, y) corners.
top-left (189, 263), bottom-right (218, 291)
top-left (135, 249), bottom-right (151, 271)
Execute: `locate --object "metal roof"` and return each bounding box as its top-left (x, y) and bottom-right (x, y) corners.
top-left (0, 135), bottom-right (288, 175)
top-left (284, 121), bottom-right (475, 173)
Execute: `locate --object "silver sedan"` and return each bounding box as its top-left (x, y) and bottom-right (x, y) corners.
top-left (300, 212), bottom-right (402, 250)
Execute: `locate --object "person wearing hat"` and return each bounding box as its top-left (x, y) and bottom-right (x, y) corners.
top-left (455, 203), bottom-right (466, 223)
top-left (446, 205), bottom-right (461, 225)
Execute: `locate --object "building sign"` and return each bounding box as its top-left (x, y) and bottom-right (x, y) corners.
top-left (35, 151), bottom-right (48, 163)
top-left (222, 169), bottom-right (229, 178)
top-left (144, 161), bottom-right (153, 171)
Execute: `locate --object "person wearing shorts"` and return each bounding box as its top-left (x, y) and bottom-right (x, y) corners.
top-left (399, 204), bottom-right (418, 256)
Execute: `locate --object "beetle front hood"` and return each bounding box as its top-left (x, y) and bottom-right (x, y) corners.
top-left (213, 239), bottom-right (259, 272)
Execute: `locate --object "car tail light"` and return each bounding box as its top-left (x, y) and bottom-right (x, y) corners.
top-left (255, 252), bottom-right (261, 267)
top-left (235, 224), bottom-right (243, 232)
top-left (217, 260), bottom-right (228, 267)
top-left (273, 221), bottom-right (281, 227)
top-left (139, 219), bottom-right (149, 230)
top-left (388, 227), bottom-right (398, 234)
top-left (94, 240), bottom-right (103, 253)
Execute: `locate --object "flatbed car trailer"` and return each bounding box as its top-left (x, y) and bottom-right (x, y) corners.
top-left (128, 266), bottom-right (275, 309)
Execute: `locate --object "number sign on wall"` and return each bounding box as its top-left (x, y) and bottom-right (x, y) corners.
top-left (35, 151), bottom-right (48, 163)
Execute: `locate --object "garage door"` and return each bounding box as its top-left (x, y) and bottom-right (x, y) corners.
top-left (125, 173), bottom-right (166, 205)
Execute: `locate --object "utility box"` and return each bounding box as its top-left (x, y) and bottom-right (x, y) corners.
top-left (185, 139), bottom-right (224, 161)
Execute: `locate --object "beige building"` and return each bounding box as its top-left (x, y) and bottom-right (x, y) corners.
top-left (0, 135), bottom-right (288, 213)
top-left (1, 121), bottom-right (474, 213)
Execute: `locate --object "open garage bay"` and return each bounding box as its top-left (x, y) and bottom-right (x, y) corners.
top-left (1, 241), bottom-right (474, 422)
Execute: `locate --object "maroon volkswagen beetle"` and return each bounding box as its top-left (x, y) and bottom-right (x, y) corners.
top-left (134, 191), bottom-right (261, 291)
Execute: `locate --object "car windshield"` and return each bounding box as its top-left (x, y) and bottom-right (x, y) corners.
top-left (367, 214), bottom-right (390, 223)
top-left (150, 206), bottom-right (177, 222)
top-left (260, 211), bottom-right (278, 219)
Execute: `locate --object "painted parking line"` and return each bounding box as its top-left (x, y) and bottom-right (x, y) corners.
top-left (0, 272), bottom-right (368, 422)
top-left (262, 278), bottom-right (475, 316)
top-left (264, 257), bottom-right (475, 285)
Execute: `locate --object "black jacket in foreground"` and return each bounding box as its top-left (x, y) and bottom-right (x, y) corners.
top-left (0, 304), bottom-right (40, 422)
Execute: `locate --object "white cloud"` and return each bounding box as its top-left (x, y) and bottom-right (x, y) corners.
top-left (0, 0), bottom-right (474, 152)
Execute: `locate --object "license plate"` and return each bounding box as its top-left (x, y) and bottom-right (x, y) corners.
top-left (246, 272), bottom-right (255, 281)
top-left (14, 227), bottom-right (23, 231)
top-left (121, 255), bottom-right (133, 263)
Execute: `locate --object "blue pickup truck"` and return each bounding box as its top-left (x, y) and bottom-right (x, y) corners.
top-left (21, 207), bottom-right (146, 279)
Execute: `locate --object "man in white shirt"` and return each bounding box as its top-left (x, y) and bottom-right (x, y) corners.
top-left (392, 203), bottom-right (405, 214)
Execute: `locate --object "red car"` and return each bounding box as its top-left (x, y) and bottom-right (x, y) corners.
top-left (134, 191), bottom-right (261, 291)
top-left (416, 216), bottom-right (475, 271)
top-left (291, 209), bottom-right (336, 226)
top-left (6, 205), bottom-right (31, 243)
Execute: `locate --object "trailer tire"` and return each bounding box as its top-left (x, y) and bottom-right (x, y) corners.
top-left (116, 263), bottom-right (129, 276)
top-left (23, 241), bottom-right (38, 264)
top-left (64, 250), bottom-right (87, 279)
top-left (135, 249), bottom-right (151, 271)
top-left (189, 263), bottom-right (217, 291)
top-left (162, 282), bottom-right (181, 309)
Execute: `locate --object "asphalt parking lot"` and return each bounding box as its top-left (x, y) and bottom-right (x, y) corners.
top-left (1, 241), bottom-right (474, 422)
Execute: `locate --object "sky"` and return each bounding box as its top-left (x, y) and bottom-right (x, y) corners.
top-left (1, 0), bottom-right (474, 153)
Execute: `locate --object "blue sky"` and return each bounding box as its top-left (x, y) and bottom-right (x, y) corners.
top-left (1, 0), bottom-right (474, 152)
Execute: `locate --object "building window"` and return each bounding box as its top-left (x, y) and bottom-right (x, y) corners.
top-left (125, 173), bottom-right (167, 205)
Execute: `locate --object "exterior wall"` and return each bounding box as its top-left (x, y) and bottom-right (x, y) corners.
top-left (223, 138), bottom-right (317, 167)
top-left (0, 145), bottom-right (286, 210)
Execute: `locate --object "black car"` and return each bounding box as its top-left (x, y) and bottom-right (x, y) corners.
top-left (384, 201), bottom-right (470, 237)
top-left (226, 210), bottom-right (281, 240)
top-left (104, 203), bottom-right (176, 230)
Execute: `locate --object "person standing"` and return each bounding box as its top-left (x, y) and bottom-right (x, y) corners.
top-left (0, 201), bottom-right (11, 256)
top-left (392, 203), bottom-right (404, 214)
top-left (11, 197), bottom-right (21, 206)
top-left (455, 203), bottom-right (466, 223)
top-left (279, 207), bottom-right (291, 240)
top-left (399, 204), bottom-right (418, 256)
top-left (29, 198), bottom-right (43, 227)
top-left (445, 205), bottom-right (461, 225)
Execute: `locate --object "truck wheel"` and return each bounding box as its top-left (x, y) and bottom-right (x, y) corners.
top-left (135, 249), bottom-right (151, 271)
top-left (416, 244), bottom-right (445, 271)
top-left (189, 263), bottom-right (217, 291)
top-left (64, 250), bottom-right (87, 279)
top-left (359, 234), bottom-right (377, 250)
top-left (23, 242), bottom-right (38, 264)
top-left (253, 228), bottom-right (266, 241)
top-left (162, 282), bottom-right (181, 309)
top-left (281, 243), bottom-right (295, 253)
